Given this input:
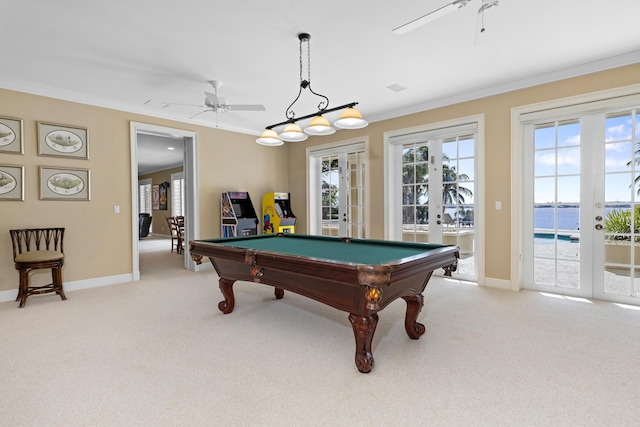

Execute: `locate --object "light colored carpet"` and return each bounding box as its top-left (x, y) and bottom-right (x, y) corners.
top-left (1, 235), bottom-right (639, 426)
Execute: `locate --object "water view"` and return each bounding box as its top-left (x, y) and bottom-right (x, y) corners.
top-left (535, 206), bottom-right (579, 230)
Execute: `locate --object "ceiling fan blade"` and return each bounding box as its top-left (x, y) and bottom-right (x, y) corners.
top-left (227, 104), bottom-right (266, 111)
top-left (392, 0), bottom-right (471, 35)
top-left (161, 102), bottom-right (205, 108)
top-left (189, 109), bottom-right (213, 120)
top-left (478, 0), bottom-right (498, 14)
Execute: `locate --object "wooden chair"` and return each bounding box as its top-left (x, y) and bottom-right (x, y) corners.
top-left (9, 228), bottom-right (66, 308)
top-left (166, 217), bottom-right (181, 254)
top-left (175, 215), bottom-right (185, 254)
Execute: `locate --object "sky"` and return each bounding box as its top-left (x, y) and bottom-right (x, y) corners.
top-left (534, 113), bottom-right (639, 204)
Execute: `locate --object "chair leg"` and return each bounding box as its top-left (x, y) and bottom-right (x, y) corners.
top-left (15, 269), bottom-right (25, 302)
top-left (18, 270), bottom-right (29, 308)
top-left (53, 266), bottom-right (66, 301)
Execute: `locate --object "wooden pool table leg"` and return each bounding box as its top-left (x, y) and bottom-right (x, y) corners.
top-left (402, 293), bottom-right (426, 339)
top-left (348, 313), bottom-right (379, 373)
top-left (218, 278), bottom-right (236, 314)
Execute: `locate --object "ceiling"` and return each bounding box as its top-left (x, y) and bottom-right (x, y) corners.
top-left (3, 1), bottom-right (640, 172)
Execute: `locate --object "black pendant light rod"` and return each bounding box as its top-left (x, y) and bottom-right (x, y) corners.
top-left (265, 102), bottom-right (358, 130)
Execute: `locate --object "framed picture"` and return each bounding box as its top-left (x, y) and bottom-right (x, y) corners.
top-left (152, 184), bottom-right (160, 210)
top-left (159, 182), bottom-right (168, 210)
top-left (37, 122), bottom-right (89, 159)
top-left (0, 116), bottom-right (24, 155)
top-left (0, 164), bottom-right (24, 201)
top-left (39, 166), bottom-right (91, 201)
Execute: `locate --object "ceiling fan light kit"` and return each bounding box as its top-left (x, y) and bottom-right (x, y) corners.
top-left (257, 32), bottom-right (367, 146)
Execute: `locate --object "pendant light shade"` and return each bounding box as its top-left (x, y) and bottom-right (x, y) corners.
top-left (334, 107), bottom-right (368, 129)
top-left (304, 115), bottom-right (336, 136)
top-left (259, 33), bottom-right (366, 146)
top-left (256, 129), bottom-right (284, 146)
top-left (279, 123), bottom-right (308, 142)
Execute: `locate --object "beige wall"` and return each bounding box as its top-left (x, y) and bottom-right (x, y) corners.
top-left (0, 89), bottom-right (288, 293)
top-left (288, 63), bottom-right (640, 283)
top-left (2, 63), bottom-right (640, 295)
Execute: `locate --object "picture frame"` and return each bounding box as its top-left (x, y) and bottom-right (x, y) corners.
top-left (0, 116), bottom-right (24, 155)
top-left (152, 184), bottom-right (160, 210)
top-left (37, 122), bottom-right (89, 159)
top-left (0, 164), bottom-right (24, 201)
top-left (159, 182), bottom-right (168, 210)
top-left (39, 166), bottom-right (91, 201)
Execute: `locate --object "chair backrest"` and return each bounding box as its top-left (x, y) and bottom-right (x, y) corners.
top-left (9, 228), bottom-right (65, 261)
top-left (165, 217), bottom-right (178, 237)
top-left (139, 214), bottom-right (152, 238)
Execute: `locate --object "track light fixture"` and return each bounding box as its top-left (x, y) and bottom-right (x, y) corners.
top-left (256, 33), bottom-right (368, 146)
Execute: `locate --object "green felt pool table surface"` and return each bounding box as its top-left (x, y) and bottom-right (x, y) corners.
top-left (199, 233), bottom-right (448, 265)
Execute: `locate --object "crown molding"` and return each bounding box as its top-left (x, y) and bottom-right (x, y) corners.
top-left (367, 50), bottom-right (640, 124)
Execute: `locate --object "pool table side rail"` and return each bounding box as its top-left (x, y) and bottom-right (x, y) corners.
top-left (192, 236), bottom-right (457, 267)
top-left (189, 239), bottom-right (459, 314)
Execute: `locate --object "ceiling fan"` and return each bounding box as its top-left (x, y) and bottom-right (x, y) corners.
top-left (392, 0), bottom-right (499, 35)
top-left (163, 80), bottom-right (265, 120)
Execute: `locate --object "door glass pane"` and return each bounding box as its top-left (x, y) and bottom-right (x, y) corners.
top-left (347, 151), bottom-right (366, 238)
top-left (603, 110), bottom-right (640, 297)
top-left (532, 120), bottom-right (581, 289)
top-left (402, 142), bottom-right (429, 243)
top-left (321, 156), bottom-right (339, 236)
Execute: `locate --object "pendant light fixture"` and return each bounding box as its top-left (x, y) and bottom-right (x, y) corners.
top-left (256, 33), bottom-right (367, 146)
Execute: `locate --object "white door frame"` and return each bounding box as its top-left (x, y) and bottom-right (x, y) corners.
top-left (130, 122), bottom-right (200, 279)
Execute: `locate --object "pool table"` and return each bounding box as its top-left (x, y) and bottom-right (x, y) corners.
top-left (189, 233), bottom-right (459, 373)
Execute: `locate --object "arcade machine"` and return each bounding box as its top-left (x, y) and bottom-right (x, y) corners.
top-left (262, 192), bottom-right (296, 234)
top-left (221, 191), bottom-right (259, 237)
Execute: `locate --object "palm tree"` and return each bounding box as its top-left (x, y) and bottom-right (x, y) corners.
top-left (402, 145), bottom-right (472, 205)
top-left (626, 141), bottom-right (640, 196)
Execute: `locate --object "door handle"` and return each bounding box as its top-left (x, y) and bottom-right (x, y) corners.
top-left (595, 224), bottom-right (603, 230)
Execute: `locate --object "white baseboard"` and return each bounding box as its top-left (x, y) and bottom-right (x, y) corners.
top-left (483, 277), bottom-right (513, 291)
top-left (0, 273), bottom-right (136, 303)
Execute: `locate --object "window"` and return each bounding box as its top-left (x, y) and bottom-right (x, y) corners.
top-left (138, 178), bottom-right (152, 214)
top-left (171, 172), bottom-right (184, 217)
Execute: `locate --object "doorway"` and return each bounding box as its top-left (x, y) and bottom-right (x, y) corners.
top-left (130, 122), bottom-right (199, 280)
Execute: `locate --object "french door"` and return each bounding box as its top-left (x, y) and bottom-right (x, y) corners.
top-left (523, 107), bottom-right (640, 304)
top-left (387, 120), bottom-right (479, 281)
top-left (309, 141), bottom-right (367, 238)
